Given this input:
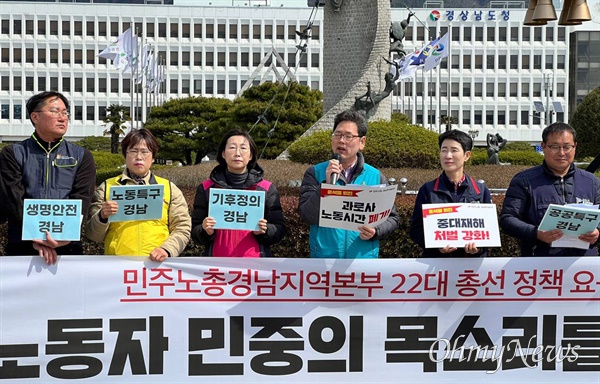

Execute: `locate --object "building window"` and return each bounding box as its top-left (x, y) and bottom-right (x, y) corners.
top-left (229, 79), bottom-right (237, 94)
top-left (557, 27), bottom-right (566, 41)
top-left (182, 23), bottom-right (190, 38)
top-left (288, 25), bottom-right (296, 40)
top-left (475, 83), bottom-right (482, 97)
top-left (182, 79), bottom-right (190, 94)
top-left (533, 55), bottom-right (542, 69)
top-left (50, 77), bottom-right (58, 90)
top-left (498, 110), bottom-right (506, 125)
top-left (159, 23), bottom-right (167, 38)
top-left (26, 76), bottom-right (34, 91)
top-left (99, 21), bottom-right (106, 36)
top-left (26, 20), bottom-right (34, 35)
top-left (217, 52), bottom-right (225, 67)
top-left (475, 27), bottom-right (483, 41)
top-left (312, 25), bottom-right (320, 40)
top-left (241, 52), bottom-right (249, 67)
top-left (230, 24), bottom-right (238, 40)
top-left (147, 22), bottom-right (155, 38)
top-left (206, 24), bottom-right (214, 39)
top-left (509, 110), bottom-right (517, 125)
top-left (474, 55), bottom-right (483, 69)
top-left (194, 23), bottom-right (202, 38)
top-left (38, 76), bottom-right (46, 91)
top-left (98, 78), bottom-right (106, 93)
top-left (110, 21), bottom-right (118, 37)
top-left (38, 20), bottom-right (46, 35)
top-left (75, 50), bottom-right (83, 64)
top-left (205, 51), bottom-right (214, 66)
top-left (462, 83), bottom-right (471, 97)
top-left (86, 50), bottom-right (95, 65)
top-left (62, 21), bottom-right (70, 36)
top-left (75, 78), bottom-right (83, 92)
top-left (24, 48), bottom-right (33, 64)
top-left (50, 49), bottom-right (59, 64)
top-left (486, 55), bottom-right (494, 69)
top-left (62, 49), bottom-right (70, 64)
top-left (487, 26), bottom-right (495, 41)
top-left (14, 76), bottom-right (22, 91)
top-left (86, 77), bottom-right (94, 92)
top-left (522, 55), bottom-right (530, 70)
top-left (14, 48), bottom-right (22, 63)
top-left (521, 83), bottom-right (529, 97)
top-left (1, 104), bottom-right (8, 118)
top-left (534, 27), bottom-right (542, 41)
top-left (276, 25), bottom-right (284, 40)
top-left (74, 21), bottom-right (82, 36)
top-left (1, 48), bottom-right (8, 63)
top-left (499, 27), bottom-right (507, 41)
top-left (229, 52), bottom-right (237, 67)
top-left (451, 54), bottom-right (459, 69)
top-left (311, 53), bottom-right (319, 68)
top-left (545, 54), bottom-right (553, 70)
top-left (510, 27), bottom-right (519, 41)
top-left (498, 82), bottom-right (506, 97)
top-left (170, 23), bottom-right (179, 38)
top-left (205, 79), bottom-right (214, 94)
top-left (194, 79), bottom-right (202, 93)
top-left (463, 54), bottom-right (471, 69)
top-left (253, 25), bottom-right (260, 39)
top-left (464, 27), bottom-right (472, 41)
top-left (265, 24), bottom-right (272, 39)
top-left (14, 20), bottom-right (22, 35)
top-left (14, 105), bottom-right (22, 120)
top-left (217, 79), bottom-right (225, 94)
top-left (498, 55), bottom-right (506, 70)
top-left (194, 52), bottom-right (202, 67)
top-left (510, 55), bottom-right (518, 69)
top-left (557, 55), bottom-right (565, 69)
top-left (241, 24), bottom-right (249, 39)
top-left (38, 50), bottom-right (46, 64)
top-left (556, 82), bottom-right (565, 97)
top-left (87, 106), bottom-right (94, 121)
top-left (546, 27), bottom-right (554, 41)
top-left (1, 20), bottom-right (9, 35)
top-left (510, 83), bottom-right (518, 97)
top-left (182, 51), bottom-right (190, 66)
top-left (217, 24), bottom-right (225, 39)
top-left (521, 111), bottom-right (529, 125)
top-left (50, 20), bottom-right (59, 36)
top-left (170, 51), bottom-right (178, 66)
top-left (75, 106), bottom-right (83, 121)
top-left (451, 83), bottom-right (459, 97)
top-left (86, 21), bottom-right (94, 36)
top-left (63, 78), bottom-right (70, 92)
top-left (451, 26), bottom-right (459, 41)
top-left (486, 110), bottom-right (494, 125)
top-left (462, 110), bottom-right (471, 125)
top-left (111, 78), bottom-right (118, 93)
top-left (533, 83), bottom-right (541, 97)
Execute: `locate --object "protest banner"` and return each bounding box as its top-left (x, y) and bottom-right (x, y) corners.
top-left (108, 184), bottom-right (164, 222)
top-left (538, 204), bottom-right (600, 250)
top-left (209, 189), bottom-right (265, 231)
top-left (1, 256), bottom-right (599, 383)
top-left (422, 203), bottom-right (501, 248)
top-left (319, 184), bottom-right (397, 231)
top-left (21, 199), bottom-right (82, 241)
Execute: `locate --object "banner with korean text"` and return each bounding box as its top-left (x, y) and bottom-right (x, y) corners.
top-left (1, 256), bottom-right (599, 383)
top-left (319, 184), bottom-right (397, 231)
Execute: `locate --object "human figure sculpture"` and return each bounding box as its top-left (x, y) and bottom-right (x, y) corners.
top-left (486, 133), bottom-right (507, 165)
top-left (353, 60), bottom-right (400, 118)
top-left (330, 0), bottom-right (343, 12)
top-left (389, 13), bottom-right (414, 58)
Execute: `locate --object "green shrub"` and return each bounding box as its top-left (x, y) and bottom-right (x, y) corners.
top-left (95, 168), bottom-right (123, 186)
top-left (77, 136), bottom-right (112, 152)
top-left (92, 152), bottom-right (124, 169)
top-left (504, 142), bottom-right (536, 151)
top-left (288, 120), bottom-right (439, 169)
top-left (469, 150), bottom-right (543, 166)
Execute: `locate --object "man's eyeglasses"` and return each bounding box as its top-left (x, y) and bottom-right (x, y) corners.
top-left (332, 133), bottom-right (361, 141)
top-left (546, 144), bottom-right (575, 154)
top-left (126, 149), bottom-right (152, 157)
top-left (35, 109), bottom-right (70, 119)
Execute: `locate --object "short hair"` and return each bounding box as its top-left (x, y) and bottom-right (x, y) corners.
top-left (120, 128), bottom-right (159, 159)
top-left (438, 129), bottom-right (473, 152)
top-left (26, 91), bottom-right (70, 127)
top-left (216, 128), bottom-right (258, 171)
top-left (542, 122), bottom-right (577, 143)
top-left (333, 110), bottom-right (368, 137)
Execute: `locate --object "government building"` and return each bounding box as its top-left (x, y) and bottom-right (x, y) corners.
top-left (1, 0), bottom-right (598, 144)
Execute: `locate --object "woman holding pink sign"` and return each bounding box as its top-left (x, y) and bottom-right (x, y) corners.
top-left (191, 129), bottom-right (287, 257)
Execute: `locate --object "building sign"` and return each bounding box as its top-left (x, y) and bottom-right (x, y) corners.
top-left (430, 9), bottom-right (511, 22)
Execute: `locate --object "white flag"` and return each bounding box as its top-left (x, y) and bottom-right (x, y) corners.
top-left (423, 33), bottom-right (449, 72)
top-left (98, 28), bottom-right (133, 70)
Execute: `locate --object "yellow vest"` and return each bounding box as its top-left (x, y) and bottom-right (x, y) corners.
top-left (103, 174), bottom-right (171, 256)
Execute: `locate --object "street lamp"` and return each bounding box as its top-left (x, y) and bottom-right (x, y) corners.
top-left (544, 72), bottom-right (553, 125)
top-left (468, 130), bottom-right (479, 140)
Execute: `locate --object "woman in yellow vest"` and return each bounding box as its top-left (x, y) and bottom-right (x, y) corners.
top-left (85, 129), bottom-right (191, 261)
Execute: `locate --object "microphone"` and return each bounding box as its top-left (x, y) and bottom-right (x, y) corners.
top-left (330, 153), bottom-right (341, 184)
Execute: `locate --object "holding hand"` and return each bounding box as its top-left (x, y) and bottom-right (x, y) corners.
top-left (149, 247), bottom-right (169, 262)
top-left (253, 219), bottom-right (268, 235)
top-left (537, 228), bottom-right (563, 244)
top-left (32, 231), bottom-right (71, 265)
top-left (100, 200), bottom-right (118, 220)
top-left (579, 228), bottom-right (599, 244)
top-left (202, 216), bottom-right (216, 236)
top-left (357, 225), bottom-right (376, 240)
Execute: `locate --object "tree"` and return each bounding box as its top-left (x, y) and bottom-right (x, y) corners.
top-left (228, 81), bottom-right (323, 159)
top-left (440, 115), bottom-right (458, 132)
top-left (102, 104), bottom-right (131, 154)
top-left (570, 86), bottom-right (600, 160)
top-left (144, 96), bottom-right (233, 165)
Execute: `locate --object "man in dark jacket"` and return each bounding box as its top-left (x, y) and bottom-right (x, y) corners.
top-left (410, 129), bottom-right (492, 257)
top-left (0, 91), bottom-right (96, 264)
top-left (500, 122), bottom-right (600, 256)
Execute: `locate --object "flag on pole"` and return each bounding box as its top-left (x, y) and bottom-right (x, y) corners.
top-left (98, 28), bottom-right (135, 71)
top-left (391, 50), bottom-right (422, 81)
top-left (135, 45), bottom-right (153, 84)
top-left (423, 33), bottom-right (449, 71)
top-left (121, 30), bottom-right (139, 76)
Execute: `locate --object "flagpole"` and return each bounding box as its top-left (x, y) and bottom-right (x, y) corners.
top-left (446, 24), bottom-right (451, 132)
top-left (129, 22), bottom-right (135, 131)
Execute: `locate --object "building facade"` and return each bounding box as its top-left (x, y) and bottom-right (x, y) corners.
top-left (0, 1), bottom-right (598, 144)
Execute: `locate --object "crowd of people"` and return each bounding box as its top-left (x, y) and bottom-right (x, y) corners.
top-left (0, 91), bottom-right (599, 264)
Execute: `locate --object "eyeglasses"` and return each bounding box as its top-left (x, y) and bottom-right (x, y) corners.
top-left (226, 146), bottom-right (250, 153)
top-left (332, 133), bottom-right (361, 142)
top-left (126, 149), bottom-right (152, 157)
top-left (35, 109), bottom-right (70, 119)
top-left (546, 144), bottom-right (575, 154)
